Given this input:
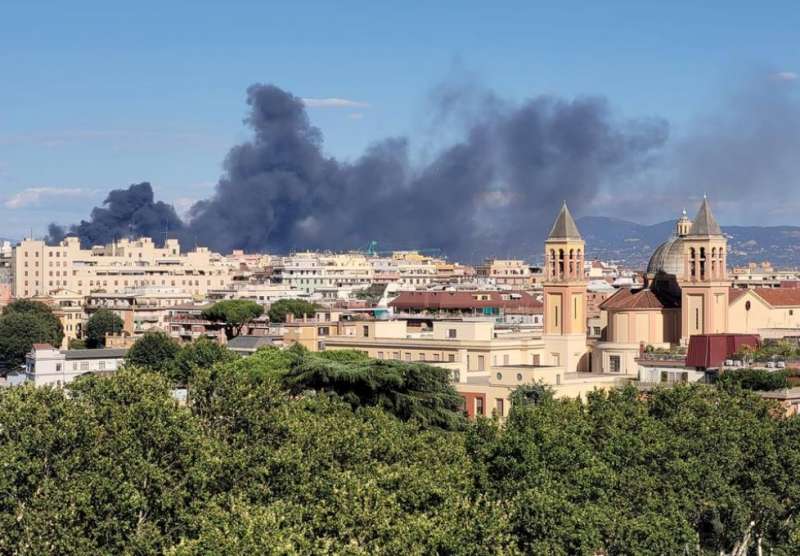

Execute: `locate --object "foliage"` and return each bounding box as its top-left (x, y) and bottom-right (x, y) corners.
top-left (0, 312), bottom-right (63, 370)
top-left (509, 381), bottom-right (554, 407)
top-left (125, 331), bottom-right (180, 373)
top-left (170, 338), bottom-right (236, 386)
top-left (201, 300), bottom-right (264, 340)
top-left (717, 368), bottom-right (790, 391)
top-left (267, 298), bottom-right (319, 323)
top-left (84, 309), bottom-right (124, 348)
top-left (0, 300), bottom-right (64, 364)
top-left (0, 352), bottom-right (799, 553)
top-left (68, 338), bottom-right (87, 349)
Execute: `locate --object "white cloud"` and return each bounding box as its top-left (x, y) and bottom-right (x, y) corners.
top-left (4, 187), bottom-right (94, 209)
top-left (301, 97), bottom-right (370, 109)
top-left (773, 71), bottom-right (798, 81)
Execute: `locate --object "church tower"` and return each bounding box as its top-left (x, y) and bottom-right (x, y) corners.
top-left (678, 197), bottom-right (729, 341)
top-left (543, 202), bottom-right (588, 370)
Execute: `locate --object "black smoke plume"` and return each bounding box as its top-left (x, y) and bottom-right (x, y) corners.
top-left (47, 182), bottom-right (184, 247)
top-left (48, 83), bottom-right (669, 260)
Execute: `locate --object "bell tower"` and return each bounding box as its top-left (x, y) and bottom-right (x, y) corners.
top-left (543, 202), bottom-right (588, 370)
top-left (679, 197), bottom-right (729, 341)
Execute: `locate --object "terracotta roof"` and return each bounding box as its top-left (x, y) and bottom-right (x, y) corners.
top-left (728, 288), bottom-right (747, 303)
top-left (389, 290), bottom-right (542, 312)
top-left (599, 287), bottom-right (680, 310)
top-left (751, 288), bottom-right (800, 307)
top-left (32, 343), bottom-right (55, 350)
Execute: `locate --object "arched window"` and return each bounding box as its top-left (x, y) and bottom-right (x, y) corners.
top-left (558, 249), bottom-right (565, 276)
top-left (711, 247), bottom-right (717, 276)
top-left (568, 249), bottom-right (574, 276)
top-left (549, 249), bottom-right (556, 278)
top-left (689, 248), bottom-right (696, 278)
top-left (699, 247), bottom-right (706, 279)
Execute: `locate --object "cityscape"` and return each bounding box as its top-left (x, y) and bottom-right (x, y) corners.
top-left (3, 2), bottom-right (800, 554)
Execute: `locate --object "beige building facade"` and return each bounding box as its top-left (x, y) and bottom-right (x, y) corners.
top-left (12, 237), bottom-right (233, 300)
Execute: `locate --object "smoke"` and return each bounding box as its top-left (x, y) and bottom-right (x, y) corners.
top-left (49, 82), bottom-right (667, 260)
top-left (184, 83), bottom-right (667, 259)
top-left (47, 182), bottom-right (184, 247)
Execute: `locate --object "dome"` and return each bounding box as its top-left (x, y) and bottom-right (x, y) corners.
top-left (646, 236), bottom-right (686, 277)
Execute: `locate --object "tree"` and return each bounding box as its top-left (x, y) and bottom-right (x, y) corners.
top-left (84, 309), bottom-right (124, 348)
top-left (0, 312), bottom-right (64, 370)
top-left (717, 368), bottom-right (790, 391)
top-left (2, 299), bottom-right (64, 348)
top-left (201, 300), bottom-right (264, 340)
top-left (267, 299), bottom-right (319, 323)
top-left (125, 331), bottom-right (180, 373)
top-left (171, 338), bottom-right (236, 386)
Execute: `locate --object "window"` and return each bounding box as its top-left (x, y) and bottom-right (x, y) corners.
top-left (377, 351), bottom-right (384, 359)
top-left (496, 372), bottom-right (503, 381)
top-left (55, 364), bottom-right (62, 373)
top-left (448, 328), bottom-right (457, 339)
top-left (516, 373), bottom-right (523, 382)
top-left (533, 354), bottom-right (541, 366)
top-left (475, 397), bottom-right (485, 416)
top-left (363, 325), bottom-right (369, 337)
top-left (495, 398), bottom-right (505, 417)
top-left (434, 353), bottom-right (440, 361)
top-left (393, 352), bottom-right (400, 360)
top-left (419, 353), bottom-right (426, 361)
top-left (99, 361), bottom-right (106, 371)
top-left (478, 355), bottom-right (485, 371)
top-left (503, 354), bottom-right (509, 365)
top-left (405, 353), bottom-right (412, 361)
top-left (609, 355), bottom-right (621, 373)
top-left (448, 353), bottom-right (455, 362)
top-left (452, 370), bottom-right (460, 382)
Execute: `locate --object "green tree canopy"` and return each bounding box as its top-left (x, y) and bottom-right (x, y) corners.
top-left (84, 309), bottom-right (124, 348)
top-left (267, 298), bottom-right (319, 323)
top-left (125, 331), bottom-right (180, 373)
top-left (717, 368), bottom-right (790, 391)
top-left (2, 299), bottom-right (64, 348)
top-left (170, 338), bottom-right (236, 386)
top-left (0, 312), bottom-right (64, 370)
top-left (201, 300), bottom-right (264, 340)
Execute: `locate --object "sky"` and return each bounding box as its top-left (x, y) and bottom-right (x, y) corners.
top-left (1, 0), bottom-right (799, 240)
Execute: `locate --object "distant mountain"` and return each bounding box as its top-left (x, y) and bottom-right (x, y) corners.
top-left (576, 216), bottom-right (800, 270)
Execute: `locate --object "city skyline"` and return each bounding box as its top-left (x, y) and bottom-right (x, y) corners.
top-left (2, 2), bottom-right (800, 251)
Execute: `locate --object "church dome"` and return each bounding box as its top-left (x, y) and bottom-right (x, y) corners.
top-left (646, 236), bottom-right (686, 277)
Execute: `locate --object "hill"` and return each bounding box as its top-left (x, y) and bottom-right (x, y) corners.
top-left (576, 216), bottom-right (800, 270)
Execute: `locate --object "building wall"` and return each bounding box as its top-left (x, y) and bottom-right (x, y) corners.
top-left (728, 291), bottom-right (800, 334)
top-left (12, 237), bottom-right (232, 299)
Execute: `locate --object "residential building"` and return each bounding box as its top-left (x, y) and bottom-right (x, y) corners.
top-left (476, 259), bottom-right (541, 288)
top-left (12, 236), bottom-right (234, 299)
top-left (17, 343), bottom-right (126, 387)
top-left (272, 252), bottom-right (374, 294)
top-left (389, 290), bottom-right (543, 326)
top-left (85, 287), bottom-right (194, 339)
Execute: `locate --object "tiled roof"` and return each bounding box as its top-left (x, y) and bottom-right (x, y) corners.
top-left (751, 288), bottom-right (800, 307)
top-left (390, 290), bottom-right (542, 312)
top-left (600, 287), bottom-right (680, 310)
top-left (547, 202), bottom-right (582, 240)
top-left (728, 288), bottom-right (747, 303)
top-left (32, 343), bottom-right (55, 350)
top-left (688, 197), bottom-right (723, 236)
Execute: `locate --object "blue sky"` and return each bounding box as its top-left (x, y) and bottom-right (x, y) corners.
top-left (1, 1), bottom-right (799, 239)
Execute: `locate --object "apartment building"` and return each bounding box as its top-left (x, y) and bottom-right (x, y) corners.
top-left (323, 319), bottom-right (545, 382)
top-left (272, 252), bottom-right (374, 293)
top-left (0, 241), bottom-right (13, 307)
top-left (85, 287), bottom-right (194, 338)
top-left (12, 236), bottom-right (233, 300)
top-left (17, 343), bottom-right (126, 387)
top-left (476, 259), bottom-right (541, 288)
